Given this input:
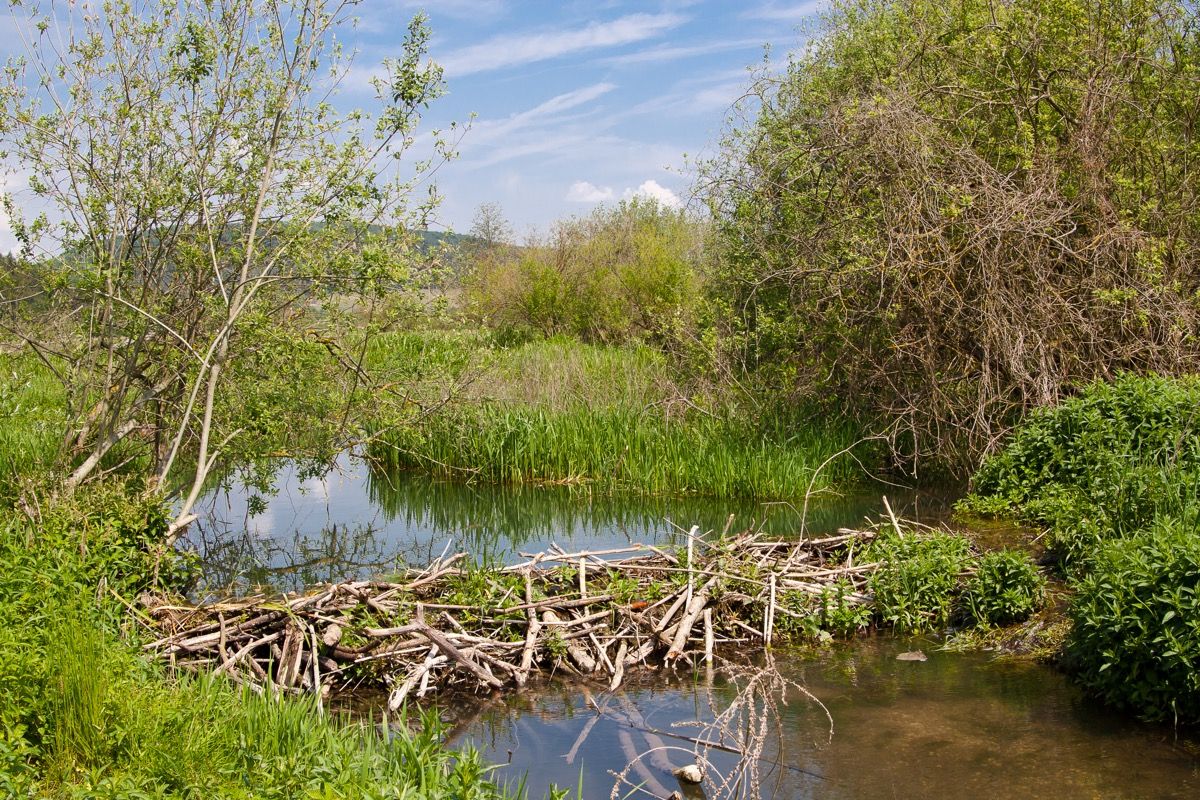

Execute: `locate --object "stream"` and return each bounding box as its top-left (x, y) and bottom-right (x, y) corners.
top-left (181, 453), bottom-right (1200, 799)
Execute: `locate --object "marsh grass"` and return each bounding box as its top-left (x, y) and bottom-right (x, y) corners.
top-left (363, 331), bottom-right (872, 499)
top-left (0, 354), bottom-right (66, 492)
top-left (372, 404), bottom-right (866, 499)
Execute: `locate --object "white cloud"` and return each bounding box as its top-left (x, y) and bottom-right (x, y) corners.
top-left (566, 177), bottom-right (683, 207)
top-left (624, 179), bottom-right (681, 208)
top-left (744, 1), bottom-right (827, 22)
top-left (392, 0), bottom-right (507, 21)
top-left (438, 12), bottom-right (687, 76)
top-left (566, 181), bottom-right (614, 203)
top-left (599, 38), bottom-right (764, 67)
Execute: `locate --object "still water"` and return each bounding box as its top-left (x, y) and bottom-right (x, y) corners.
top-left (183, 455), bottom-right (1200, 798)
top-left (183, 451), bottom-right (955, 597)
top-left (447, 637), bottom-right (1200, 799)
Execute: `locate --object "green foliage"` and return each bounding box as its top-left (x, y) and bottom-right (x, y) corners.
top-left (866, 530), bottom-right (972, 632)
top-left (818, 581), bottom-right (875, 636)
top-left (963, 550), bottom-right (1045, 627)
top-left (0, 355), bottom-right (66, 495)
top-left (0, 489), bottom-right (521, 798)
top-left (703, 0), bottom-right (1200, 467)
top-left (1066, 510), bottom-right (1200, 723)
top-left (372, 402), bottom-right (865, 500)
top-left (964, 374), bottom-right (1200, 720)
top-left (465, 199), bottom-right (703, 345)
top-left (962, 373), bottom-right (1200, 565)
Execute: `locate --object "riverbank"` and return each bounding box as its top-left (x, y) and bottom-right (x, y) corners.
top-left (0, 487), bottom-right (529, 799)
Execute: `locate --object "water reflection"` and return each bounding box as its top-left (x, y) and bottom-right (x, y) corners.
top-left (182, 451), bottom-right (957, 597)
top-left (444, 638), bottom-right (1200, 799)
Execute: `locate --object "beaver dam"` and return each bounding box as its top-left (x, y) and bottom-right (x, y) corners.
top-left (144, 526), bottom-right (877, 704)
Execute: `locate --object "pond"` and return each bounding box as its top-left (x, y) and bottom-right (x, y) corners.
top-left (181, 454), bottom-right (1200, 798)
top-left (443, 637), bottom-right (1200, 799)
top-left (183, 451), bottom-right (958, 597)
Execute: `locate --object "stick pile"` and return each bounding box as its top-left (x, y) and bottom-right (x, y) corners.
top-left (143, 527), bottom-right (876, 707)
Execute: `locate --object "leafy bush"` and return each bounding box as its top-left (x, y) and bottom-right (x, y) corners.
top-left (962, 373), bottom-right (1200, 565)
top-left (866, 530), bottom-right (972, 632)
top-left (964, 374), bottom-right (1200, 720)
top-left (1066, 510), bottom-right (1200, 723)
top-left (465, 198), bottom-right (703, 345)
top-left (701, 0), bottom-right (1200, 467)
top-left (963, 550), bottom-right (1045, 627)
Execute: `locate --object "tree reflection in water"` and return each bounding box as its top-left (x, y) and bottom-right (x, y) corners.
top-left (181, 451), bottom-right (958, 598)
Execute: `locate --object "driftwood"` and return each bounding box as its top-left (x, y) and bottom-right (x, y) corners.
top-left (144, 527), bottom-right (877, 702)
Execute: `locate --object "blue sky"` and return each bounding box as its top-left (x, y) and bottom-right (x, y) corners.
top-left (0, 1), bottom-right (827, 250)
top-left (346, 0), bottom-right (827, 237)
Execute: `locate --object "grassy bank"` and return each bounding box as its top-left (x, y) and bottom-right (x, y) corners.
top-left (961, 373), bottom-right (1200, 723)
top-left (0, 354), bottom-right (66, 494)
top-left (0, 486), bottom-right (528, 799)
top-left (367, 334), bottom-right (872, 499)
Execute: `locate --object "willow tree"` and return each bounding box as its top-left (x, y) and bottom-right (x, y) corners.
top-left (703, 0), bottom-right (1200, 470)
top-left (0, 0), bottom-right (455, 535)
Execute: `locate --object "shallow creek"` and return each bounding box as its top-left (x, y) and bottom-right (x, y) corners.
top-left (182, 454), bottom-right (1200, 798)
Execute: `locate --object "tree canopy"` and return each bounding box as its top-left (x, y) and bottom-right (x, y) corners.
top-left (703, 0), bottom-right (1200, 469)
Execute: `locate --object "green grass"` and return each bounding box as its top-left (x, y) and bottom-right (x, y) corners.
top-left (372, 403), bottom-right (866, 499)
top-left (366, 333), bottom-right (873, 499)
top-left (0, 486), bottom-right (532, 799)
top-left (0, 353), bottom-right (66, 493)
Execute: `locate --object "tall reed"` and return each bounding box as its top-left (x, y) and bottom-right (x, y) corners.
top-left (371, 404), bottom-right (868, 499)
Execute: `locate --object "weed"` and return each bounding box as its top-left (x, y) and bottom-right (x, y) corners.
top-left (960, 373), bottom-right (1200, 567)
top-left (963, 550), bottom-right (1045, 626)
top-left (866, 530), bottom-right (972, 633)
top-left (1066, 508), bottom-right (1200, 723)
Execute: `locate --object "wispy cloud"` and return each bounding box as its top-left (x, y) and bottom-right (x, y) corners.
top-left (470, 82), bottom-right (616, 144)
top-left (744, 1), bottom-right (827, 22)
top-left (598, 37), bottom-right (764, 67)
top-left (438, 12), bottom-right (687, 76)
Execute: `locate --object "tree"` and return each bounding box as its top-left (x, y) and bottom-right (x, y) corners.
top-left (468, 201), bottom-right (513, 247)
top-left (702, 0), bottom-right (1200, 470)
top-left (0, 0), bottom-right (454, 537)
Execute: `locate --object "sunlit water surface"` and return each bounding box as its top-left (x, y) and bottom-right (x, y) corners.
top-left (180, 455), bottom-right (1200, 798)
top-left (445, 638), bottom-right (1200, 799)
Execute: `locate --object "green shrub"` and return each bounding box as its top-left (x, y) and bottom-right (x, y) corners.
top-left (465, 198), bottom-right (702, 345)
top-left (962, 373), bottom-right (1200, 566)
top-left (963, 550), bottom-right (1045, 627)
top-left (1066, 510), bottom-right (1200, 723)
top-left (866, 530), bottom-right (972, 632)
